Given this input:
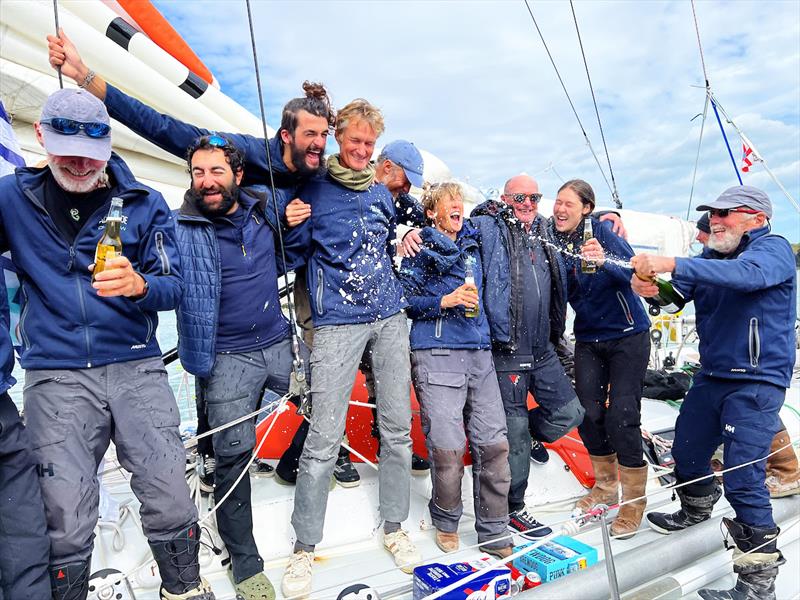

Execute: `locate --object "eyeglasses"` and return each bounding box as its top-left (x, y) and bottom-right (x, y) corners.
top-left (707, 207), bottom-right (760, 218)
top-left (206, 134), bottom-right (230, 148)
top-left (504, 193), bottom-right (542, 205)
top-left (41, 118), bottom-right (110, 138)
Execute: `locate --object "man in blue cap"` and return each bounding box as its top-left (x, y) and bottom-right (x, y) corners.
top-left (631, 185), bottom-right (796, 600)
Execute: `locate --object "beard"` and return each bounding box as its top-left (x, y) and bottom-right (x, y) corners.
top-left (708, 227), bottom-right (743, 254)
top-left (188, 181), bottom-right (239, 218)
top-left (290, 142), bottom-right (325, 176)
top-left (50, 162), bottom-right (106, 193)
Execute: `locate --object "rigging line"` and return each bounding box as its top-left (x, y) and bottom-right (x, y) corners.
top-left (710, 95), bottom-right (744, 185)
top-left (569, 1), bottom-right (622, 209)
top-left (690, 0), bottom-right (710, 87)
top-left (52, 0), bottom-right (63, 88)
top-left (686, 93), bottom-right (710, 220)
top-left (243, 0), bottom-right (305, 359)
top-left (522, 0), bottom-right (614, 199)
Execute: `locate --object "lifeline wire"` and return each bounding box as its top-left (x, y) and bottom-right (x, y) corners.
top-left (522, 0), bottom-right (615, 201)
top-left (52, 0), bottom-right (63, 88)
top-left (569, 1), bottom-right (622, 209)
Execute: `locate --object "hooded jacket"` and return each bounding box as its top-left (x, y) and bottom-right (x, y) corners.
top-left (673, 226), bottom-right (796, 387)
top-left (470, 199), bottom-right (567, 352)
top-left (300, 174), bottom-right (406, 326)
top-left (550, 216), bottom-right (650, 343)
top-left (174, 186), bottom-right (307, 378)
top-left (0, 155), bottom-right (182, 369)
top-left (399, 223), bottom-right (491, 350)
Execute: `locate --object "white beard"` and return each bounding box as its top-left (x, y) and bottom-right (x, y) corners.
top-left (50, 163), bottom-right (106, 194)
top-left (708, 228), bottom-right (743, 254)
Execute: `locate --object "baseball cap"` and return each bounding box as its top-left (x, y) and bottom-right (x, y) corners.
top-left (696, 185), bottom-right (772, 219)
top-left (39, 89), bottom-right (112, 162)
top-left (380, 139), bottom-right (424, 188)
top-left (696, 212), bottom-right (710, 234)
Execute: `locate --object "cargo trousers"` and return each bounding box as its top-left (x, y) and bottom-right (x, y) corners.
top-left (291, 312), bottom-right (412, 545)
top-left (23, 357), bottom-right (197, 564)
top-left (412, 348), bottom-right (510, 548)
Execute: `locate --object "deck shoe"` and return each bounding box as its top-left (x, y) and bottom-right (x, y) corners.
top-left (697, 518), bottom-right (785, 600)
top-left (249, 459), bottom-right (275, 478)
top-left (383, 529), bottom-right (422, 574)
top-left (50, 560), bottom-right (90, 600)
top-left (160, 578), bottom-right (215, 600)
top-left (611, 464), bottom-right (648, 539)
top-left (333, 453), bottom-right (361, 488)
top-left (412, 453), bottom-right (431, 474)
top-left (529, 439), bottom-right (550, 465)
top-left (479, 544), bottom-right (514, 560)
top-left (281, 551), bottom-right (314, 599)
top-left (508, 507), bottom-right (553, 539)
top-left (647, 483), bottom-right (722, 534)
top-left (575, 454), bottom-right (619, 514)
top-left (434, 529), bottom-right (460, 553)
top-left (765, 430), bottom-right (800, 498)
top-left (234, 572), bottom-right (275, 600)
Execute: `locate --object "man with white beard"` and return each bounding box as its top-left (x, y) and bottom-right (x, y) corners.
top-left (631, 186), bottom-right (796, 600)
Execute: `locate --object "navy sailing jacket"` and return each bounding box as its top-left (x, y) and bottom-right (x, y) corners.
top-left (552, 216), bottom-right (650, 343)
top-left (0, 281), bottom-right (15, 395)
top-left (399, 224), bottom-right (491, 351)
top-left (470, 199), bottom-right (568, 351)
top-left (0, 156), bottom-right (182, 369)
top-left (672, 226), bottom-right (796, 387)
top-left (175, 186), bottom-right (306, 378)
top-left (105, 84), bottom-right (308, 192)
top-left (300, 175), bottom-right (406, 326)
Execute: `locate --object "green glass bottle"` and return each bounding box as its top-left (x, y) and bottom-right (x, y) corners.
top-left (581, 217), bottom-right (596, 274)
top-left (638, 274), bottom-right (686, 315)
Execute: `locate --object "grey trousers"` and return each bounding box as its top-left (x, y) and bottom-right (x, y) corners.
top-left (412, 349), bottom-right (510, 547)
top-left (291, 313), bottom-right (412, 545)
top-left (23, 357), bottom-right (197, 564)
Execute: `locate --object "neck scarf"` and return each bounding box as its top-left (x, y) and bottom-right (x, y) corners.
top-left (326, 154), bottom-right (375, 191)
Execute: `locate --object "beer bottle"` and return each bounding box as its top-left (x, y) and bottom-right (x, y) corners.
top-left (92, 197), bottom-right (123, 283)
top-left (636, 274), bottom-right (686, 315)
top-left (464, 256), bottom-right (479, 318)
top-left (581, 217), bottom-right (597, 274)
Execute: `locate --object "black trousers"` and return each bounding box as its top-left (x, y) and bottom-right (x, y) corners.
top-left (574, 331), bottom-right (650, 468)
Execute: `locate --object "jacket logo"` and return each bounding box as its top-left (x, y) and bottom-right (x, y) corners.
top-left (37, 463), bottom-right (55, 477)
top-left (730, 368), bottom-right (747, 373)
top-left (509, 374), bottom-right (520, 385)
top-left (724, 424), bottom-right (735, 434)
top-left (130, 344), bottom-right (146, 350)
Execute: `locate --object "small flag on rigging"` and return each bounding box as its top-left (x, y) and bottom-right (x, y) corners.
top-left (740, 142), bottom-right (761, 173)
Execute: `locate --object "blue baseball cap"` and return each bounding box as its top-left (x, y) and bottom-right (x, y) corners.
top-left (379, 139), bottom-right (424, 188)
top-left (39, 89), bottom-right (111, 162)
top-left (696, 185), bottom-right (772, 219)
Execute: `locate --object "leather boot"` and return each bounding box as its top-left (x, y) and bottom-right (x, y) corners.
top-left (765, 429), bottom-right (800, 498)
top-left (611, 464), bottom-right (648, 539)
top-left (698, 518), bottom-right (785, 600)
top-left (575, 454), bottom-right (619, 513)
top-left (50, 561), bottom-right (90, 600)
top-left (647, 481), bottom-right (722, 534)
top-left (149, 524), bottom-right (216, 599)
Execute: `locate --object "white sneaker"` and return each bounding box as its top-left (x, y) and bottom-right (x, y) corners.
top-left (383, 530), bottom-right (421, 574)
top-left (281, 550), bottom-right (314, 599)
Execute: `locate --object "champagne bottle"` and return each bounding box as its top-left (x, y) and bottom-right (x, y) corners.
top-left (581, 217), bottom-right (596, 274)
top-left (636, 274), bottom-right (686, 315)
top-left (92, 197), bottom-right (123, 283)
top-left (464, 256), bottom-right (479, 318)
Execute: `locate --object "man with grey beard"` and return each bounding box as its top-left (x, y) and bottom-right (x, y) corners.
top-left (631, 186), bottom-right (796, 600)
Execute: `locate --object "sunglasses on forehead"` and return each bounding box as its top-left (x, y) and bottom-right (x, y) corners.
top-left (41, 118), bottom-right (110, 138)
top-left (206, 134), bottom-right (231, 148)
top-left (504, 193), bottom-right (542, 204)
top-left (707, 207), bottom-right (761, 218)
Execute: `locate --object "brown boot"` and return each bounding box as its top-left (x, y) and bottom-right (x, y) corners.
top-left (766, 429), bottom-right (800, 498)
top-left (575, 454), bottom-right (619, 514)
top-left (611, 464), bottom-right (648, 539)
top-left (434, 529), bottom-right (460, 553)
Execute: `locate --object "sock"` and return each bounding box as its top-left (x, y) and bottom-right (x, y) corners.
top-left (384, 521), bottom-right (401, 534)
top-left (294, 541), bottom-right (315, 553)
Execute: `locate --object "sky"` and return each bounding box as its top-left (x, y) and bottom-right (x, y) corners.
top-left (151, 0), bottom-right (800, 241)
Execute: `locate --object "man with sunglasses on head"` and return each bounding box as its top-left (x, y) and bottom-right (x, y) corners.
top-left (631, 186), bottom-right (796, 600)
top-left (0, 89), bottom-right (214, 600)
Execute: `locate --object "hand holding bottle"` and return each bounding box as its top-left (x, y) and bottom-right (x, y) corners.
top-left (91, 256), bottom-right (147, 298)
top-left (441, 284), bottom-right (479, 310)
top-left (630, 254), bottom-right (676, 278)
top-left (581, 237), bottom-right (606, 268)
top-left (630, 273), bottom-right (659, 298)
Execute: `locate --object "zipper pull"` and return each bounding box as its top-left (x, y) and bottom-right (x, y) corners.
top-left (67, 246), bottom-right (76, 271)
top-left (252, 214), bottom-right (260, 225)
top-left (241, 244), bottom-right (247, 256)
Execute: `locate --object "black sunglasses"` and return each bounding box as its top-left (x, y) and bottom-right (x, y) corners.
top-left (41, 118), bottom-right (110, 138)
top-left (504, 193), bottom-right (542, 204)
top-left (707, 207), bottom-right (760, 218)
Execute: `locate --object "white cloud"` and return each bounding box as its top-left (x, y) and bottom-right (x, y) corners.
top-left (152, 0), bottom-right (800, 239)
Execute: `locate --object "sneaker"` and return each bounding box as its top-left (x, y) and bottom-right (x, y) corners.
top-left (529, 439), bottom-right (550, 465)
top-left (281, 551), bottom-right (314, 599)
top-left (412, 454), bottom-right (431, 475)
top-left (200, 456), bottom-right (215, 494)
top-left (479, 544), bottom-right (513, 560)
top-left (383, 530), bottom-right (422, 574)
top-left (249, 459), bottom-right (275, 478)
top-left (508, 507), bottom-right (552, 539)
top-left (234, 572), bottom-right (275, 600)
top-left (160, 576), bottom-right (215, 599)
top-left (333, 454), bottom-right (361, 488)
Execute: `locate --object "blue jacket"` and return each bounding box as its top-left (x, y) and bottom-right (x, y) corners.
top-left (551, 216), bottom-right (650, 342)
top-left (399, 224), bottom-right (491, 351)
top-left (673, 226), bottom-right (796, 387)
top-left (105, 84), bottom-right (308, 192)
top-left (470, 199), bottom-right (568, 351)
top-left (0, 277), bottom-right (15, 395)
top-left (175, 186), bottom-right (306, 378)
top-left (300, 175), bottom-right (405, 326)
top-left (0, 156), bottom-right (182, 369)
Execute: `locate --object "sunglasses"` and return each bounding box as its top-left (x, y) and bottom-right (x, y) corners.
top-left (707, 207), bottom-right (760, 218)
top-left (504, 193), bottom-right (542, 204)
top-left (41, 118), bottom-right (110, 138)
